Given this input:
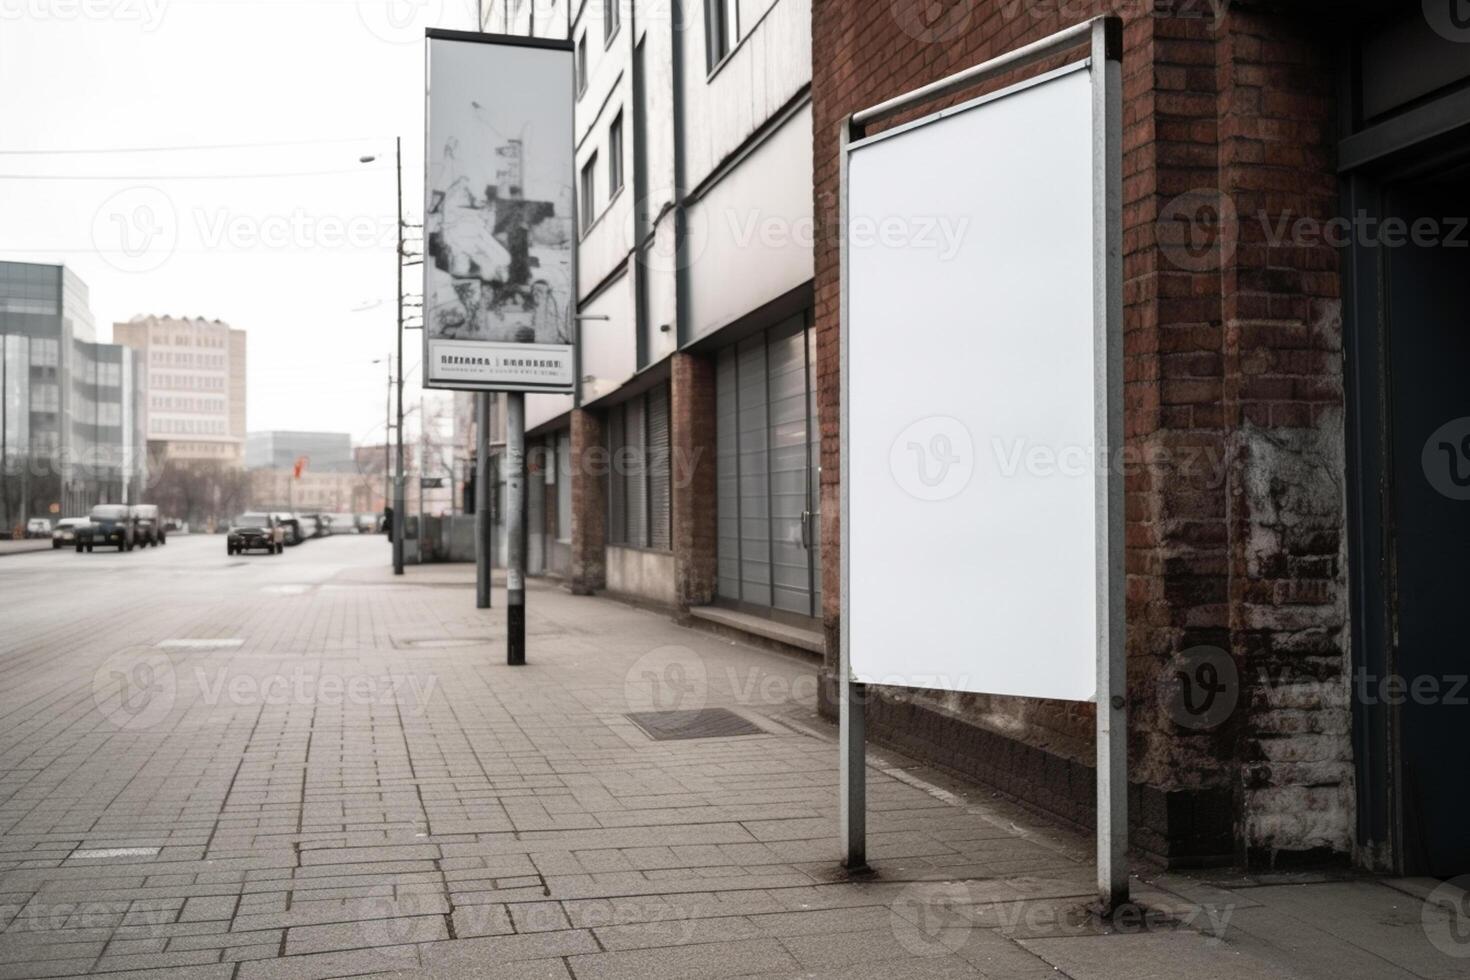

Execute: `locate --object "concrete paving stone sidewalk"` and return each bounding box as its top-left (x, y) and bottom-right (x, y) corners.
top-left (0, 543), bottom-right (1465, 978)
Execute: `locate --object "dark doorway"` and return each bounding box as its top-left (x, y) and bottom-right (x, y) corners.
top-left (1347, 149), bottom-right (1470, 876)
top-left (1381, 163), bottom-right (1470, 875)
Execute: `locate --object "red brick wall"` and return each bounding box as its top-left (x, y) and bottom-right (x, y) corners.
top-left (812, 2), bottom-right (1349, 862)
top-left (569, 408), bottom-right (606, 595)
top-left (671, 352), bottom-right (719, 611)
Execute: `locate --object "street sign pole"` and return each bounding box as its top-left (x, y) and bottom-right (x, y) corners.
top-left (475, 393), bottom-right (492, 609)
top-left (506, 391), bottom-right (526, 666)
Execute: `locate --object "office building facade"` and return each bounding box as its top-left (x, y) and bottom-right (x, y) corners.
top-left (0, 261), bottom-right (145, 524)
top-left (113, 314), bottom-right (247, 467)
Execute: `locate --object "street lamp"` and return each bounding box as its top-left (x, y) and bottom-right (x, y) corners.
top-left (361, 140), bottom-right (407, 575)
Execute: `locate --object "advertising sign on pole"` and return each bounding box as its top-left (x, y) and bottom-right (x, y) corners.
top-left (423, 29), bottom-right (576, 394)
top-left (839, 17), bottom-right (1125, 910)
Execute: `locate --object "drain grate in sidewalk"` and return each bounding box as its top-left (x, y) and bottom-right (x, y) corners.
top-left (625, 708), bottom-right (764, 741)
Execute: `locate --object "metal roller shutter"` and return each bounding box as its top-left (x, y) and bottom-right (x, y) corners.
top-left (624, 394), bottom-right (648, 548)
top-left (647, 383), bottom-right (672, 551)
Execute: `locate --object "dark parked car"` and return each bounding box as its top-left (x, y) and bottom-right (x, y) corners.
top-left (273, 513), bottom-right (304, 546)
top-left (131, 504), bottom-right (165, 547)
top-left (76, 504), bottom-right (135, 552)
top-left (227, 513), bottom-right (285, 555)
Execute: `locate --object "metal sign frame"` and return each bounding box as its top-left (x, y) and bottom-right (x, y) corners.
top-left (423, 28), bottom-right (578, 395)
top-left (838, 16), bottom-right (1126, 912)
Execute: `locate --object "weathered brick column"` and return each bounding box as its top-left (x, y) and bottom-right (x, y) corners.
top-left (671, 351), bottom-right (718, 613)
top-left (569, 408), bottom-right (605, 595)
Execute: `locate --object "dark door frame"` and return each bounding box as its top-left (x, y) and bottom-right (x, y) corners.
top-left (1341, 118), bottom-right (1470, 875)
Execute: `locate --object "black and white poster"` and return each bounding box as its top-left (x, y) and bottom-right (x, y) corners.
top-left (424, 31), bottom-right (575, 392)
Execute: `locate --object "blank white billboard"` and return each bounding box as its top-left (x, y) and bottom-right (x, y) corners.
top-left (845, 64), bottom-right (1101, 702)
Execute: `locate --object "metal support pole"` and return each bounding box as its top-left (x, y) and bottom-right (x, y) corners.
top-left (506, 392), bottom-right (526, 665)
top-left (837, 112), bottom-right (866, 872)
top-left (1092, 15), bottom-right (1127, 915)
top-left (393, 135), bottom-right (406, 576)
top-left (475, 393), bottom-right (492, 609)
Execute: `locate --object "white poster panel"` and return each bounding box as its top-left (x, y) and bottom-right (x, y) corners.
top-left (846, 65), bottom-right (1099, 702)
top-left (424, 32), bottom-right (575, 392)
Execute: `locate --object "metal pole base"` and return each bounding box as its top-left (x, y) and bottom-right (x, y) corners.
top-left (507, 597), bottom-right (525, 666)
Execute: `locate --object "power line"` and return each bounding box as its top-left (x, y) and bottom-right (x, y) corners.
top-left (0, 167), bottom-right (387, 181)
top-left (0, 137), bottom-right (388, 157)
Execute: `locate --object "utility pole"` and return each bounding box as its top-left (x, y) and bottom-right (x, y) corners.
top-left (393, 135), bottom-right (406, 576)
top-left (506, 392), bottom-right (526, 665)
top-left (384, 355), bottom-right (392, 524)
top-left (475, 394), bottom-right (491, 609)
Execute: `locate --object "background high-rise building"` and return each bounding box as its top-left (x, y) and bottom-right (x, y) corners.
top-left (0, 261), bottom-right (145, 525)
top-left (246, 430), bottom-right (355, 473)
top-left (113, 314), bottom-right (247, 467)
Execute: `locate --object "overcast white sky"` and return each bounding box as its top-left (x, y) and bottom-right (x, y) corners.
top-left (0, 0), bottom-right (482, 445)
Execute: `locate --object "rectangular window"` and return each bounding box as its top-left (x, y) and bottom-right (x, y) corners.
top-left (580, 152), bottom-right (598, 233)
top-left (605, 384), bottom-right (671, 550)
top-left (556, 432), bottom-right (572, 543)
top-left (576, 34), bottom-right (588, 97)
top-left (603, 0), bottom-right (619, 43)
top-left (608, 112), bottom-right (624, 197)
top-left (705, 0), bottom-right (736, 70)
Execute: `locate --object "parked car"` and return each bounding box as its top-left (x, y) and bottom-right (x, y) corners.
top-left (76, 504), bottom-right (135, 552)
top-left (130, 504), bottom-right (165, 546)
top-left (227, 513), bottom-right (285, 555)
top-left (51, 518), bottom-right (87, 548)
top-left (25, 518), bottom-right (51, 538)
top-left (355, 513), bottom-right (377, 534)
top-left (273, 512), bottom-right (304, 546)
top-left (326, 512), bottom-right (357, 535)
top-left (300, 513), bottom-right (325, 539)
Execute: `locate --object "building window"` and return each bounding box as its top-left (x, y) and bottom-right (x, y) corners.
top-left (705, 0), bottom-right (736, 70)
top-left (603, 0), bottom-right (619, 44)
top-left (576, 34), bottom-right (587, 97)
top-left (580, 152), bottom-right (598, 233)
top-left (608, 112), bottom-right (624, 198)
top-left (556, 432), bottom-right (572, 543)
top-left (605, 384), bottom-right (671, 550)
